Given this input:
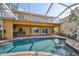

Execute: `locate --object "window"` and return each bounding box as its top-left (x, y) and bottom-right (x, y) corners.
top-left (35, 16), bottom-right (42, 22)
top-left (31, 16), bottom-right (36, 22)
top-left (32, 28), bottom-right (39, 33)
top-left (2, 12), bottom-right (6, 17)
top-left (18, 14), bottom-right (21, 19)
top-left (6, 3), bottom-right (18, 10)
top-left (17, 14), bottom-right (24, 20)
top-left (42, 28), bottom-right (48, 34)
top-left (45, 18), bottom-right (48, 22)
top-left (21, 15), bottom-right (24, 20)
top-left (45, 18), bottom-right (53, 23)
top-left (51, 28), bottom-right (54, 33)
top-left (0, 29), bottom-right (2, 38)
top-left (19, 28), bottom-right (23, 32)
top-left (1, 12), bottom-right (9, 18)
top-left (24, 15), bottom-right (26, 20)
top-left (0, 26), bottom-right (2, 38)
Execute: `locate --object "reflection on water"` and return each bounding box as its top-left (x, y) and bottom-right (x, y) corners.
top-left (0, 38), bottom-right (79, 56)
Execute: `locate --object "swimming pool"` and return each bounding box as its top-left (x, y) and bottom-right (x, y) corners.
top-left (0, 37), bottom-right (79, 56)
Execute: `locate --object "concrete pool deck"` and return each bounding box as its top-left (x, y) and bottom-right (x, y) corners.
top-left (0, 35), bottom-right (79, 54)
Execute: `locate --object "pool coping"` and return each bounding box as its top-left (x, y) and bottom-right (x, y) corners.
top-left (0, 35), bottom-right (66, 43)
top-left (0, 51), bottom-right (57, 56)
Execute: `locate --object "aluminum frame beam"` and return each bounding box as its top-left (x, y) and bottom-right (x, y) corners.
top-left (58, 3), bottom-right (69, 7)
top-left (45, 3), bottom-right (53, 16)
top-left (58, 3), bottom-right (72, 10)
top-left (56, 3), bottom-right (79, 19)
top-left (2, 3), bottom-right (18, 20)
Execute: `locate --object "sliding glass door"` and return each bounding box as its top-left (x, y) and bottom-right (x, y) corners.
top-left (42, 28), bottom-right (48, 35)
top-left (0, 26), bottom-right (2, 39)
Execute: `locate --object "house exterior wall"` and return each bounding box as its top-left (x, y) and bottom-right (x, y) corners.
top-left (3, 20), bottom-right (13, 39)
top-left (3, 19), bottom-right (61, 39)
top-left (60, 14), bottom-right (76, 36)
top-left (61, 21), bottom-right (76, 36)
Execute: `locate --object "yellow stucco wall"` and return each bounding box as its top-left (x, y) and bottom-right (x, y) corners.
top-left (13, 11), bottom-right (54, 22)
top-left (3, 19), bottom-right (61, 39)
top-left (3, 20), bottom-right (13, 39)
top-left (54, 27), bottom-right (60, 33)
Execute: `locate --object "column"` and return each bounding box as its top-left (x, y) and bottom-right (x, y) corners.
top-left (58, 26), bottom-right (61, 33)
top-left (3, 20), bottom-right (13, 39)
top-left (30, 27), bottom-right (31, 36)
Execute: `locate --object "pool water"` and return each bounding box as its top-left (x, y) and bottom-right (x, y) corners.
top-left (0, 38), bottom-right (79, 56)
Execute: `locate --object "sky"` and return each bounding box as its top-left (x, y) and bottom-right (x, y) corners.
top-left (18, 3), bottom-right (78, 20)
